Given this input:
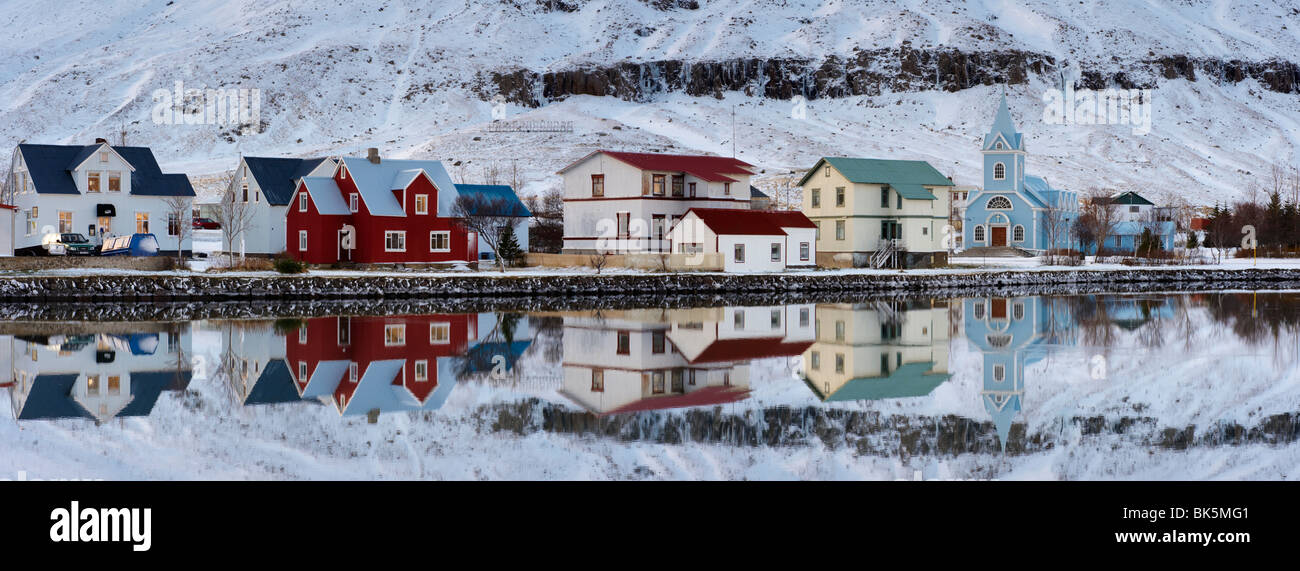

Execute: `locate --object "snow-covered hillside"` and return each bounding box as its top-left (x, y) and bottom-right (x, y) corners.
top-left (1, 0), bottom-right (1297, 205)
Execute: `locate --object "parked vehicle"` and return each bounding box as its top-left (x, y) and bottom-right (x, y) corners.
top-left (52, 233), bottom-right (98, 256)
top-left (192, 217), bottom-right (221, 230)
top-left (100, 233), bottom-right (161, 257)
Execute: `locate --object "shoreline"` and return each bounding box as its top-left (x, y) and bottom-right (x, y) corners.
top-left (0, 266), bottom-right (1297, 306)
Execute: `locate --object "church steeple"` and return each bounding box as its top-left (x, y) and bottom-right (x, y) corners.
top-left (983, 94), bottom-right (1023, 152)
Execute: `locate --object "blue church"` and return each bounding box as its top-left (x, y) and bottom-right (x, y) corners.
top-left (963, 96), bottom-right (1079, 253)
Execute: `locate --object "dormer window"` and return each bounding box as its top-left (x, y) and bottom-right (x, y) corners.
top-left (993, 162), bottom-right (1006, 180)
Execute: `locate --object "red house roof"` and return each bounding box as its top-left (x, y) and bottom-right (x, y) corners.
top-left (559, 150), bottom-right (754, 183)
top-left (602, 384), bottom-right (751, 416)
top-left (689, 337), bottom-right (815, 364)
top-left (683, 208), bottom-right (816, 236)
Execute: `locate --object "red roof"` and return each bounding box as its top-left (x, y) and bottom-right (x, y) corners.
top-left (689, 337), bottom-right (815, 364)
top-left (602, 384), bottom-right (751, 416)
top-left (683, 208), bottom-right (815, 236)
top-left (562, 150), bottom-right (754, 183)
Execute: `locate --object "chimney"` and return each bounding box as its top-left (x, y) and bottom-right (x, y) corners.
top-left (367, 148), bottom-right (380, 164)
top-left (95, 138), bottom-right (108, 145)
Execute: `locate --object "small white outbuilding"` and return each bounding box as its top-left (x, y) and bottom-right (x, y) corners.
top-left (668, 208), bottom-right (817, 272)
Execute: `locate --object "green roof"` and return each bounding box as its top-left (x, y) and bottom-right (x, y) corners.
top-left (1107, 191), bottom-right (1155, 206)
top-left (808, 361), bottom-right (951, 402)
top-left (798, 157), bottom-right (954, 199)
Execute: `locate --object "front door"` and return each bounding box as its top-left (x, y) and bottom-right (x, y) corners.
top-left (991, 226), bottom-right (1007, 247)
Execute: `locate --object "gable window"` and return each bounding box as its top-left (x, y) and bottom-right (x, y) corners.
top-left (987, 196), bottom-right (1012, 210)
top-left (671, 175), bottom-right (684, 197)
top-left (415, 194), bottom-right (429, 215)
top-left (974, 225), bottom-right (986, 242)
top-left (835, 187), bottom-right (845, 207)
top-left (995, 142), bottom-right (1004, 150)
top-left (734, 243), bottom-right (745, 263)
top-left (298, 230), bottom-right (308, 251)
top-left (168, 212), bottom-right (181, 236)
top-left (299, 192), bottom-right (308, 212)
top-left (652, 174), bottom-right (666, 196)
top-left (241, 182), bottom-right (249, 202)
top-left (135, 212), bottom-right (149, 233)
top-left (771, 242), bottom-right (781, 262)
top-left (430, 231), bottom-right (450, 252)
top-left (993, 162), bottom-right (1006, 180)
top-left (591, 174), bottom-right (604, 197)
top-left (384, 324), bottom-right (406, 346)
top-left (100, 151), bottom-right (108, 163)
top-left (1013, 225), bottom-right (1025, 242)
top-left (384, 231), bottom-right (406, 252)
top-left (810, 189), bottom-right (820, 208)
top-left (105, 171), bottom-right (118, 192)
top-left (835, 220), bottom-right (845, 241)
top-left (298, 362), bottom-right (308, 381)
top-left (349, 194), bottom-right (359, 213)
top-left (430, 323), bottom-right (450, 344)
top-left (824, 165), bottom-right (830, 177)
top-left (414, 360), bottom-right (429, 382)
top-left (87, 172), bottom-right (101, 192)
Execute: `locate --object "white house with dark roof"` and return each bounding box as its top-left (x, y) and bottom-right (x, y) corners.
top-left (667, 208), bottom-right (817, 272)
top-left (229, 156), bottom-right (336, 255)
top-left (6, 140), bottom-right (196, 255)
top-left (557, 150), bottom-right (757, 254)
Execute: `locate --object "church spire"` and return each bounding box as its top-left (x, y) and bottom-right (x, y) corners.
top-left (984, 94), bottom-right (1023, 151)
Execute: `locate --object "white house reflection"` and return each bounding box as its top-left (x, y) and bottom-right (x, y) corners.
top-left (4, 325), bottom-right (192, 422)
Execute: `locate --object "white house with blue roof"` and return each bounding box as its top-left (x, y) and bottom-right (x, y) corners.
top-left (962, 96), bottom-right (1079, 254)
top-left (6, 139), bottom-right (196, 255)
top-left (230, 155), bottom-right (336, 255)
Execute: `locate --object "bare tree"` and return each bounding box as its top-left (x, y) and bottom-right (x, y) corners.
top-left (452, 193), bottom-right (529, 272)
top-left (508, 159), bottom-right (524, 194)
top-left (1040, 203), bottom-right (1073, 265)
top-left (1082, 188), bottom-right (1120, 259)
top-left (589, 252), bottom-right (608, 274)
top-left (481, 160), bottom-right (501, 186)
top-left (162, 194), bottom-right (194, 267)
top-left (213, 170), bottom-right (255, 266)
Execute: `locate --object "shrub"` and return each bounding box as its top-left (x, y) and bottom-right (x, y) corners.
top-left (273, 256), bottom-right (308, 274)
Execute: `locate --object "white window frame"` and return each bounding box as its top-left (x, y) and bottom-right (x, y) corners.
top-left (58, 211), bottom-right (73, 234)
top-left (770, 242), bottom-right (781, 262)
top-left (384, 324), bottom-right (407, 347)
top-left (299, 192), bottom-right (308, 212)
top-left (993, 162), bottom-right (1006, 180)
top-left (298, 230), bottom-right (308, 251)
top-left (1013, 224), bottom-right (1025, 242)
top-left (385, 231), bottom-right (406, 252)
top-left (430, 231), bottom-right (450, 252)
top-left (135, 212), bottom-right (149, 234)
top-left (415, 194), bottom-right (429, 215)
top-left (349, 194), bottom-right (359, 213)
top-left (414, 360), bottom-right (429, 382)
top-left (734, 243), bottom-right (745, 263)
top-left (430, 323), bottom-right (451, 344)
top-left (974, 225), bottom-right (986, 243)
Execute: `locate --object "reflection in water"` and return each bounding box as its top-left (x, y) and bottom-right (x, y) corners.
top-left (5, 326), bottom-right (191, 422)
top-left (3, 292), bottom-right (1298, 479)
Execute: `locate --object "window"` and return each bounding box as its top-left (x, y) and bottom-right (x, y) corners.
top-left (652, 331), bottom-right (665, 354)
top-left (616, 331), bottom-right (630, 355)
top-left (168, 212), bottom-right (181, 236)
top-left (835, 353), bottom-right (845, 374)
top-left (384, 324), bottom-right (406, 346)
top-left (102, 171), bottom-right (119, 192)
top-left (430, 323), bottom-right (450, 344)
top-left (824, 165), bottom-right (830, 177)
top-left (384, 231), bottom-right (406, 252)
top-left (835, 320), bottom-right (845, 341)
top-left (100, 151), bottom-right (109, 163)
top-left (298, 362), bottom-right (308, 380)
top-left (591, 370), bottom-right (604, 392)
top-left (724, 182), bottom-right (732, 195)
top-left (415, 194), bottom-right (428, 215)
top-left (298, 327), bottom-right (308, 345)
top-left (734, 243), bottom-right (745, 263)
top-left (810, 189), bottom-right (820, 208)
top-left (1013, 302), bottom-right (1025, 320)
top-left (810, 351), bottom-right (820, 370)
top-left (652, 174), bottom-right (665, 196)
top-left (430, 231), bottom-right (450, 252)
top-left (800, 242), bottom-right (810, 261)
top-left (734, 310), bottom-right (744, 329)
top-left (349, 362), bottom-right (358, 383)
top-left (616, 212), bottom-right (630, 238)
top-left (338, 317), bottom-right (351, 345)
top-left (993, 162), bottom-right (1006, 180)
top-left (771, 309), bottom-right (781, 328)
top-left (241, 182), bottom-right (249, 202)
top-left (108, 376), bottom-right (121, 396)
top-left (995, 142), bottom-right (1004, 150)
top-left (897, 193), bottom-right (902, 209)
top-left (135, 212), bottom-right (149, 233)
top-left (350, 194), bottom-right (359, 213)
top-left (688, 182), bottom-right (696, 197)
top-left (835, 220), bottom-right (845, 241)
top-left (87, 172), bottom-right (101, 192)
top-left (299, 192), bottom-right (308, 212)
top-left (414, 360), bottom-right (428, 382)
top-left (671, 370), bottom-right (685, 393)
top-left (651, 372), bottom-right (665, 394)
top-left (993, 365), bottom-right (1006, 382)
top-left (58, 211), bottom-right (72, 233)
top-left (1013, 225), bottom-right (1024, 241)
top-left (671, 175), bottom-right (684, 197)
top-left (1130, 205), bottom-right (1139, 213)
top-left (881, 187), bottom-right (889, 208)
top-left (835, 187), bottom-right (845, 207)
top-left (591, 174), bottom-right (604, 197)
top-left (298, 230), bottom-right (308, 251)
top-left (986, 196), bottom-right (1012, 209)
top-left (771, 242), bottom-right (781, 262)
top-left (799, 307), bottom-right (810, 327)
top-left (974, 302), bottom-right (986, 319)
top-left (974, 225), bottom-right (986, 242)
top-left (922, 226), bottom-right (929, 236)
top-left (25, 210), bottom-right (35, 236)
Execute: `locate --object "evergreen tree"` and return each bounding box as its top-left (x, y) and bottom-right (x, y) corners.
top-left (1185, 230), bottom-right (1199, 249)
top-left (497, 224), bottom-right (524, 266)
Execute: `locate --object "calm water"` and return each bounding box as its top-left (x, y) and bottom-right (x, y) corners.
top-left (3, 292), bottom-right (1299, 480)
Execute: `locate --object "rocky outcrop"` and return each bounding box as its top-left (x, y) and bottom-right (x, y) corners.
top-left (482, 46), bottom-right (1299, 107)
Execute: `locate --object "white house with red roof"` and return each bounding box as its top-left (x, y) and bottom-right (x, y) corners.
top-left (557, 150), bottom-right (756, 254)
top-left (667, 208), bottom-right (817, 272)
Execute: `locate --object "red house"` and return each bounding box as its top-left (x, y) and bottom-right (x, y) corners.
top-left (285, 149), bottom-right (485, 265)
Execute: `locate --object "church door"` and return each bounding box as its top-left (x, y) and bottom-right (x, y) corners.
top-left (991, 226), bottom-right (1008, 247)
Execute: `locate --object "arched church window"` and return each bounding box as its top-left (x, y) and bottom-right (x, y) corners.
top-left (974, 225), bottom-right (986, 242)
top-left (993, 162), bottom-right (1006, 180)
top-left (995, 142), bottom-right (1004, 150)
top-left (986, 196), bottom-right (1012, 210)
top-left (1013, 225), bottom-right (1025, 241)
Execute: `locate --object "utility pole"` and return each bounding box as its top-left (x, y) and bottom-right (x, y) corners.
top-left (731, 104), bottom-right (736, 158)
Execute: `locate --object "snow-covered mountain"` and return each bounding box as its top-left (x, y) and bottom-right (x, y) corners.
top-left (1, 0), bottom-right (1297, 205)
